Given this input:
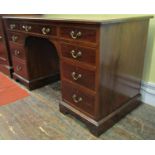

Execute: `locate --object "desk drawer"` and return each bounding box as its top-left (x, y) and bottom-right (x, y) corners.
top-left (20, 23), bottom-right (57, 36)
top-left (60, 26), bottom-right (97, 43)
top-left (8, 32), bottom-right (25, 44)
top-left (10, 44), bottom-right (26, 60)
top-left (36, 24), bottom-right (57, 36)
top-left (62, 81), bottom-right (95, 116)
top-left (20, 22), bottom-right (37, 33)
top-left (62, 61), bottom-right (95, 90)
top-left (6, 21), bottom-right (20, 31)
top-left (13, 58), bottom-right (28, 79)
top-left (61, 42), bottom-right (96, 65)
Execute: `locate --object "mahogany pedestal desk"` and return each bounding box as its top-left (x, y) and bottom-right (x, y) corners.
top-left (3, 15), bottom-right (153, 136)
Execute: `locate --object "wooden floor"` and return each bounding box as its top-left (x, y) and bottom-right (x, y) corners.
top-left (0, 81), bottom-right (155, 140)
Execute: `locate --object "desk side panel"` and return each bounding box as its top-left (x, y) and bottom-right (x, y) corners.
top-left (98, 19), bottom-right (150, 118)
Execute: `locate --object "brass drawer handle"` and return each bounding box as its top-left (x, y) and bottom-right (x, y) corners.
top-left (11, 35), bottom-right (18, 42)
top-left (0, 36), bottom-right (2, 40)
top-left (70, 31), bottom-right (82, 39)
top-left (10, 24), bottom-right (16, 30)
top-left (16, 66), bottom-right (22, 72)
top-left (72, 94), bottom-right (83, 103)
top-left (14, 50), bottom-right (20, 56)
top-left (22, 25), bottom-right (32, 32)
top-left (70, 50), bottom-right (82, 59)
top-left (42, 27), bottom-right (51, 35)
top-left (71, 72), bottom-right (82, 81)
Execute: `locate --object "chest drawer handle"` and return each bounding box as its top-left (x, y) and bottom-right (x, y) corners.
top-left (14, 50), bottom-right (20, 56)
top-left (71, 72), bottom-right (82, 81)
top-left (71, 50), bottom-right (82, 59)
top-left (11, 35), bottom-right (18, 42)
top-left (72, 94), bottom-right (83, 103)
top-left (10, 24), bottom-right (16, 30)
top-left (70, 31), bottom-right (82, 39)
top-left (22, 25), bottom-right (32, 32)
top-left (42, 27), bottom-right (51, 35)
top-left (16, 66), bottom-right (22, 72)
top-left (0, 36), bottom-right (2, 40)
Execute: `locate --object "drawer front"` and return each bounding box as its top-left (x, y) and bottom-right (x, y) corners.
top-left (8, 32), bottom-right (25, 44)
top-left (60, 26), bottom-right (97, 43)
top-left (20, 22), bottom-right (37, 33)
top-left (6, 21), bottom-right (20, 31)
top-left (13, 58), bottom-right (28, 79)
top-left (19, 22), bottom-right (57, 36)
top-left (62, 61), bottom-right (95, 90)
top-left (62, 81), bottom-right (95, 116)
top-left (10, 44), bottom-right (26, 60)
top-left (61, 42), bottom-right (96, 65)
top-left (36, 24), bottom-right (57, 36)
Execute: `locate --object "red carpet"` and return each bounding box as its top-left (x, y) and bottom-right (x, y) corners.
top-left (0, 73), bottom-right (29, 106)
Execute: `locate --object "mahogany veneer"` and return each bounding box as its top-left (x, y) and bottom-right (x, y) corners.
top-left (3, 15), bottom-right (153, 136)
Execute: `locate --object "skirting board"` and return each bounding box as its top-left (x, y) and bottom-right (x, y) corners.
top-left (141, 81), bottom-right (155, 107)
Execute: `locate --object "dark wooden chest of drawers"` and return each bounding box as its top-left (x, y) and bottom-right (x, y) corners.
top-left (0, 18), bottom-right (12, 76)
top-left (3, 15), bottom-right (153, 136)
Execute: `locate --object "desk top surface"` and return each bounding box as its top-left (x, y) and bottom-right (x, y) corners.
top-left (3, 15), bottom-right (153, 24)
